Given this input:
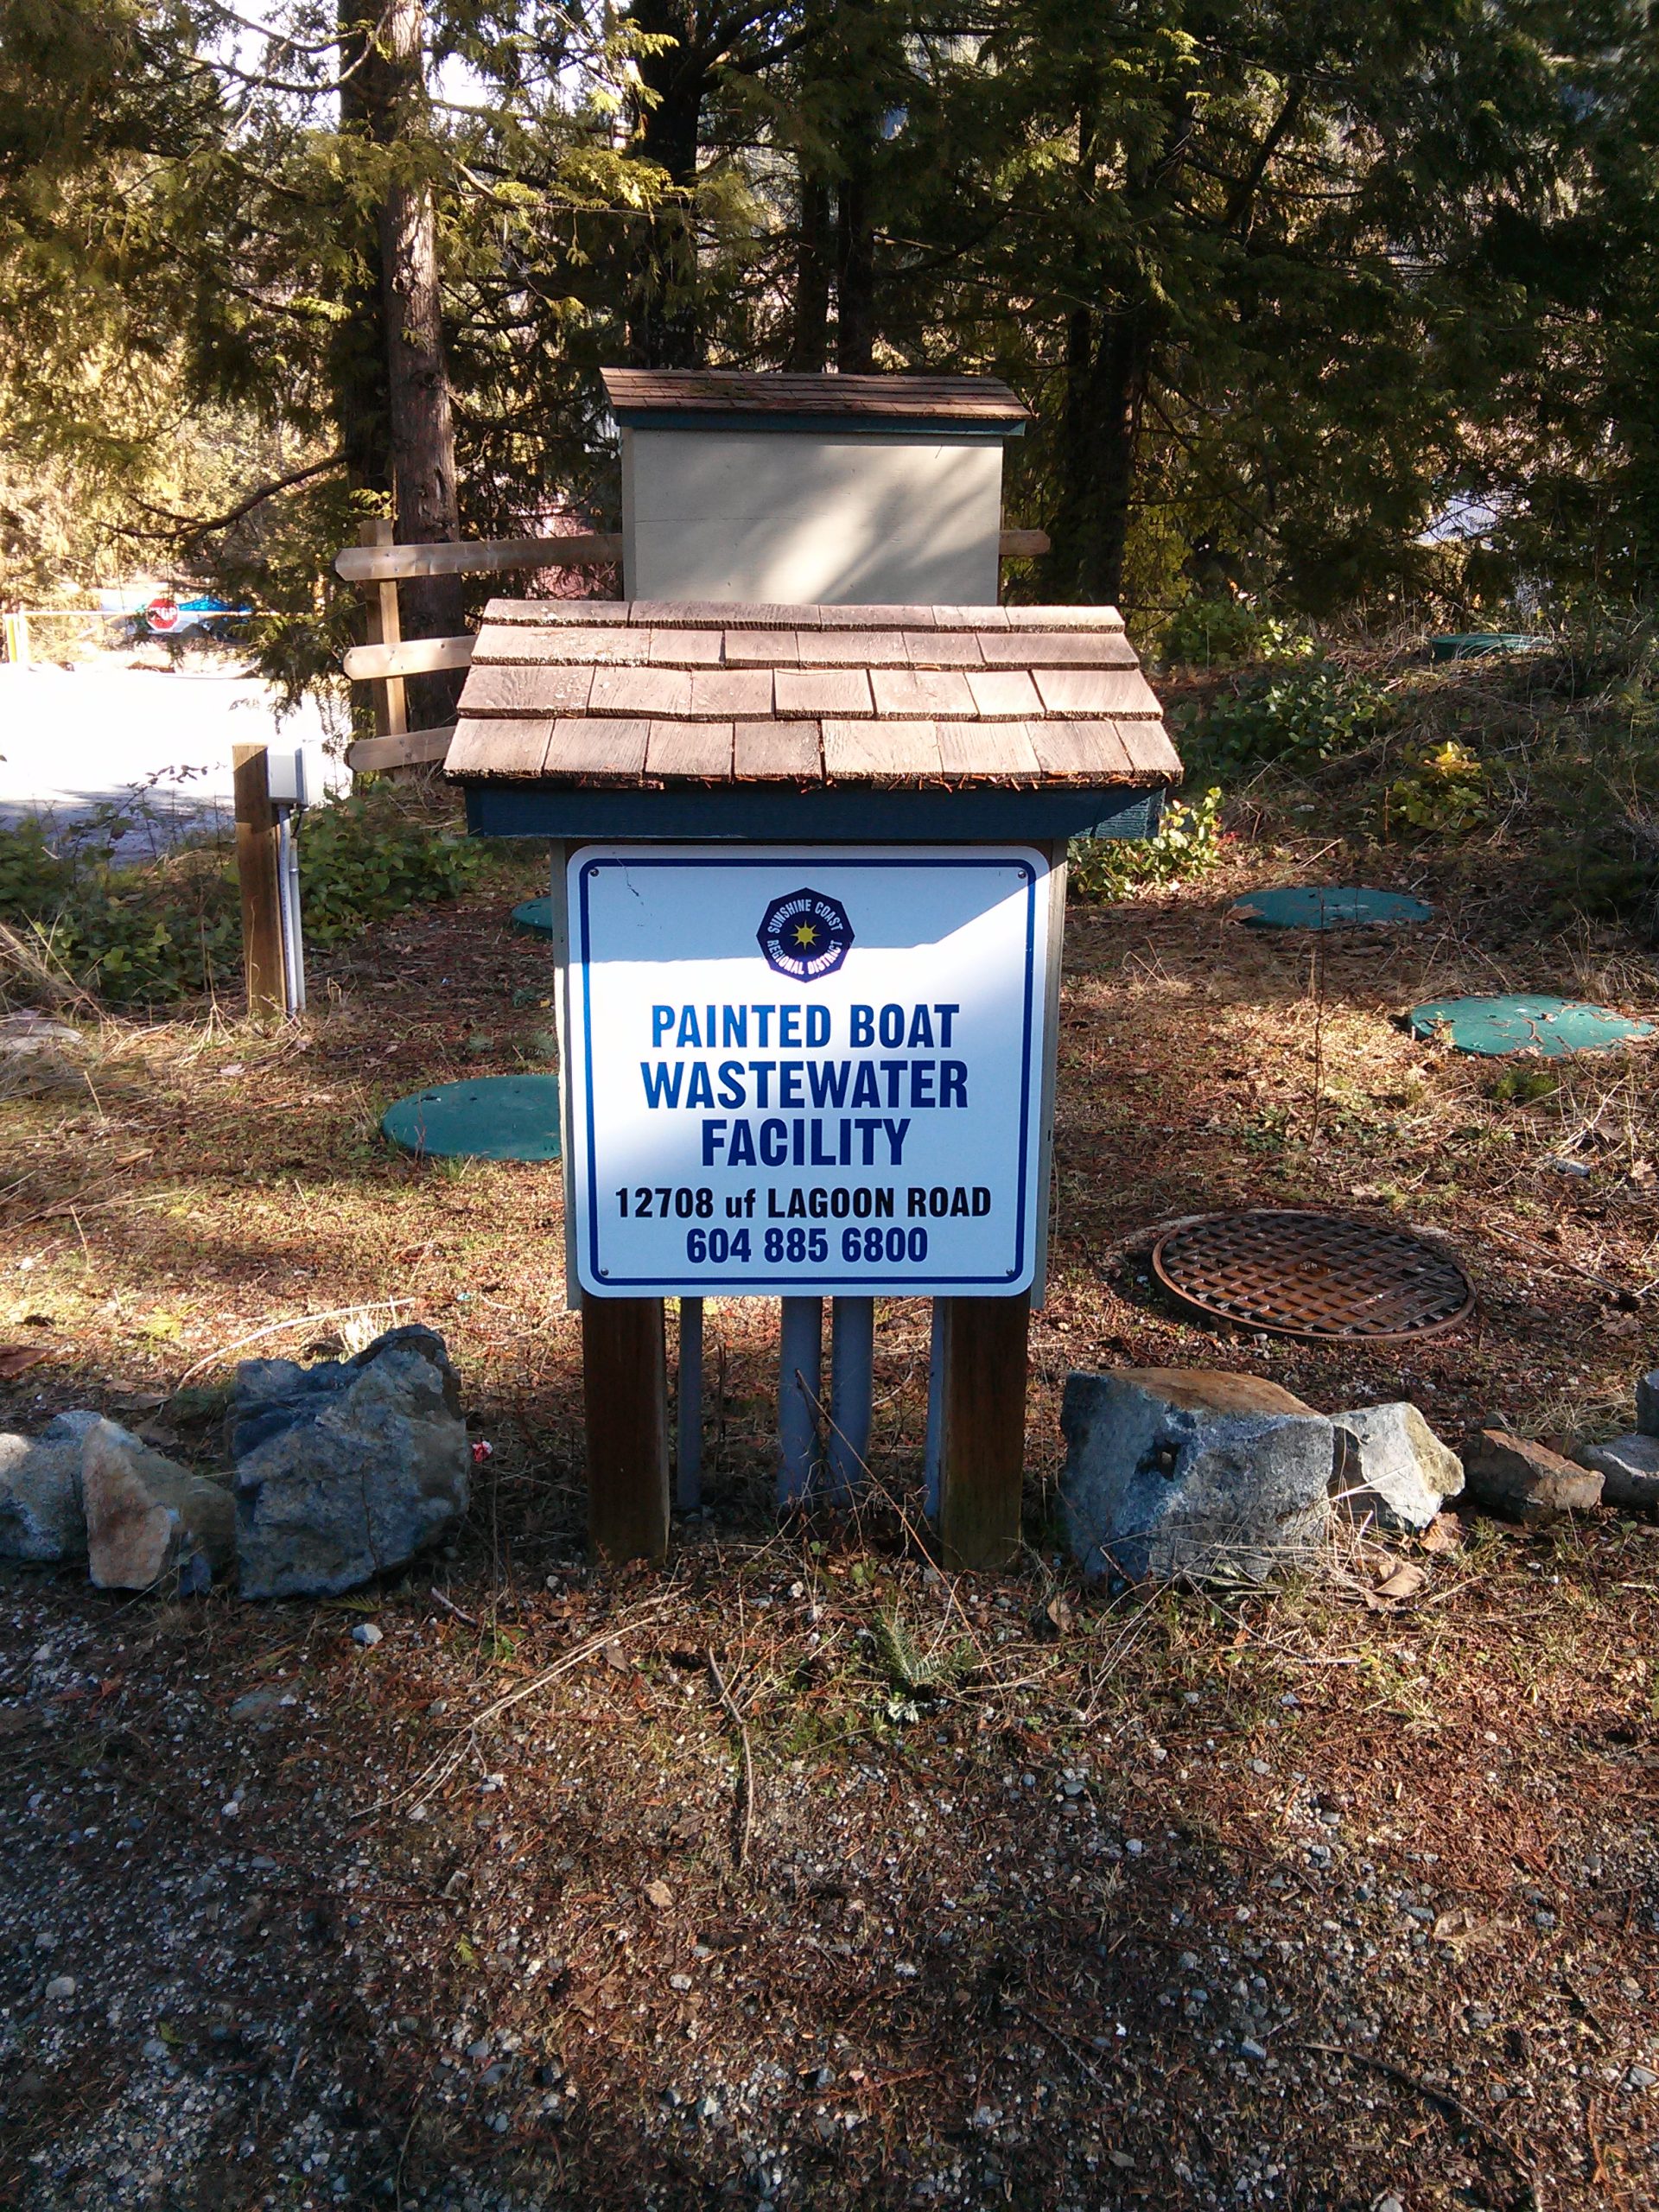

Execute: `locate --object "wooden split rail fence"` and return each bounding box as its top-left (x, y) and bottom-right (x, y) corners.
top-left (336, 521), bottom-right (1052, 774)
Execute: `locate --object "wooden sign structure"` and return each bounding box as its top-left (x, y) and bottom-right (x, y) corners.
top-left (445, 591), bottom-right (1180, 1569)
top-left (410, 369), bottom-right (1181, 1571)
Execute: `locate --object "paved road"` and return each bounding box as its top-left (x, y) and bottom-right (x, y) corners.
top-left (0, 655), bottom-right (336, 861)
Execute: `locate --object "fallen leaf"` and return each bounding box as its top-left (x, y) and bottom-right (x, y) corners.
top-left (0, 1345), bottom-right (50, 1379)
top-left (1418, 1514), bottom-right (1464, 1555)
top-left (1432, 1906), bottom-right (1501, 1954)
top-left (1374, 1562), bottom-right (1427, 1603)
top-left (602, 1642), bottom-right (633, 1673)
top-left (644, 1879), bottom-right (673, 1910)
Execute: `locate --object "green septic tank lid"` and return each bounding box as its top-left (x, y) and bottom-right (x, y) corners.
top-left (511, 896), bottom-right (555, 939)
top-left (1230, 885), bottom-right (1433, 931)
top-left (1428, 633), bottom-right (1544, 661)
top-left (1405, 995), bottom-right (1655, 1058)
top-left (382, 1075), bottom-right (562, 1161)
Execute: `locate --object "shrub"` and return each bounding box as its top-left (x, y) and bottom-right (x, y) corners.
top-left (297, 797), bottom-right (488, 949)
top-left (1159, 598), bottom-right (1318, 670)
top-left (1068, 785), bottom-right (1225, 901)
top-left (0, 791), bottom-right (490, 1005)
top-left (1386, 741), bottom-right (1489, 837)
top-left (1197, 663), bottom-right (1387, 771)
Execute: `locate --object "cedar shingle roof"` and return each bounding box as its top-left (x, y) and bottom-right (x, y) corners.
top-left (447, 602), bottom-right (1180, 791)
top-left (601, 369), bottom-right (1029, 427)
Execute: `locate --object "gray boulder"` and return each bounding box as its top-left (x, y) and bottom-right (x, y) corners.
top-left (1060, 1369), bottom-right (1335, 1584)
top-left (1331, 1402), bottom-right (1463, 1533)
top-left (1579, 1433), bottom-right (1659, 1511)
top-left (1463, 1430), bottom-right (1602, 1525)
top-left (0, 1411), bottom-right (100, 1561)
top-left (1637, 1370), bottom-right (1659, 1440)
top-left (82, 1420), bottom-right (234, 1593)
top-left (233, 1325), bottom-right (468, 1599)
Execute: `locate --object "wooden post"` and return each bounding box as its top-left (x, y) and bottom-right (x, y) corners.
top-left (936, 1294), bottom-right (1031, 1571)
top-left (583, 1296), bottom-right (670, 1565)
top-left (232, 743), bottom-right (286, 1020)
top-left (358, 518), bottom-right (408, 740)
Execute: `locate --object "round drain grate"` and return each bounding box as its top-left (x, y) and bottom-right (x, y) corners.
top-left (1152, 1210), bottom-right (1473, 1344)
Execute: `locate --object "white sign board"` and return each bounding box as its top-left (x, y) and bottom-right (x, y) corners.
top-left (567, 845), bottom-right (1052, 1298)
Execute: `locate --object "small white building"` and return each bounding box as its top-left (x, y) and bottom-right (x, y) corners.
top-left (601, 370), bottom-right (1030, 607)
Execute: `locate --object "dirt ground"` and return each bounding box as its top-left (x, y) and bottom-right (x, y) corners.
top-left (2, 833), bottom-right (1658, 2211)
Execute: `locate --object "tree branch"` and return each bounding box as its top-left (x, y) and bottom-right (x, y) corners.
top-left (116, 453), bottom-right (347, 543)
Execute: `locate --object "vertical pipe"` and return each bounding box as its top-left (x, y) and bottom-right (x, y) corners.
top-left (923, 1298), bottom-right (944, 1521)
top-left (677, 1295), bottom-right (703, 1512)
top-left (777, 1296), bottom-right (823, 1507)
top-left (276, 808), bottom-right (307, 1018)
top-left (826, 1296), bottom-right (874, 1503)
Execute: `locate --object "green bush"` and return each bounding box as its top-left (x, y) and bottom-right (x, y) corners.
top-left (1159, 598), bottom-right (1317, 670)
top-left (1385, 740), bottom-right (1489, 837)
top-left (1197, 662), bottom-right (1387, 770)
top-left (1068, 785), bottom-right (1225, 901)
top-left (0, 791), bottom-right (490, 1005)
top-left (297, 797), bottom-right (487, 949)
top-left (0, 818), bottom-right (73, 914)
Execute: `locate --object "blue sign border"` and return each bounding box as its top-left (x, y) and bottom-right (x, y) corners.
top-left (574, 849), bottom-right (1042, 1295)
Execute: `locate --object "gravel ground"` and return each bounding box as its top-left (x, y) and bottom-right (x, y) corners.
top-left (3, 1521), bottom-right (1657, 2211)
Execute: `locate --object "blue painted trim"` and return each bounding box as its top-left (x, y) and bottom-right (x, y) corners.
top-left (614, 410), bottom-right (1025, 441)
top-left (573, 849), bottom-right (1045, 1296)
top-left (466, 784), bottom-right (1164, 843)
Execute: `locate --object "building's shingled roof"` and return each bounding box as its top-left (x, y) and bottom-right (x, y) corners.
top-left (601, 369), bottom-right (1029, 426)
top-left (447, 602), bottom-right (1179, 791)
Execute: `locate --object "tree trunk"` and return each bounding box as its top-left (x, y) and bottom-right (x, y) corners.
top-left (1046, 298), bottom-right (1154, 607)
top-left (627, 3), bottom-right (706, 367)
top-left (333, 2), bottom-right (390, 500)
top-left (786, 173), bottom-right (832, 372)
top-left (835, 162), bottom-right (875, 372)
top-left (368, 0), bottom-right (463, 721)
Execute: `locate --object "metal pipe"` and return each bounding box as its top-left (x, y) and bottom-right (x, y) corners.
top-left (777, 1296), bottom-right (823, 1507)
top-left (676, 1296), bottom-right (703, 1512)
top-left (276, 806), bottom-right (307, 1017)
top-left (826, 1296), bottom-right (875, 1503)
top-left (923, 1298), bottom-right (945, 1521)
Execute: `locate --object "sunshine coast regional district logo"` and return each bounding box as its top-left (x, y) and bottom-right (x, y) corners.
top-left (757, 887), bottom-right (854, 982)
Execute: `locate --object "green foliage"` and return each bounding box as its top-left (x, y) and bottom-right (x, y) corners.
top-left (872, 1606), bottom-right (970, 1700)
top-left (1489, 1065), bottom-right (1559, 1107)
top-left (1158, 600), bottom-right (1317, 671)
top-left (296, 797), bottom-right (487, 950)
top-left (0, 792), bottom-right (489, 1005)
top-left (1197, 664), bottom-right (1387, 771)
top-left (1068, 786), bottom-right (1225, 902)
top-left (1386, 741), bottom-right (1489, 838)
top-left (0, 818), bottom-right (72, 914)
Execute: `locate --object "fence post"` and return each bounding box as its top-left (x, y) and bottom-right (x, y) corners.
top-left (232, 743), bottom-right (286, 1020)
top-left (358, 518), bottom-right (407, 740)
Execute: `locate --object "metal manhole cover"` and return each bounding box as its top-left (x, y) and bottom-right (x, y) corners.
top-left (1151, 1210), bottom-right (1473, 1344)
